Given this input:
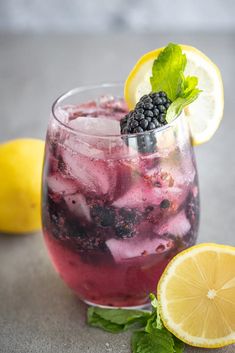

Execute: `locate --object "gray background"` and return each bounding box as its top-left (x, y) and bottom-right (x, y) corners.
top-left (0, 0), bottom-right (235, 32)
top-left (0, 1), bottom-right (235, 353)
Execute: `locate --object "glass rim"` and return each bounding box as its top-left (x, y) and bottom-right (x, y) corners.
top-left (51, 82), bottom-right (183, 139)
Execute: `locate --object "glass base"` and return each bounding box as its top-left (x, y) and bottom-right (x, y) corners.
top-left (83, 298), bottom-right (151, 310)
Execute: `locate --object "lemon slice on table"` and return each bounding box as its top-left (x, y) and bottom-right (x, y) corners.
top-left (157, 243), bottom-right (235, 348)
top-left (124, 45), bottom-right (224, 145)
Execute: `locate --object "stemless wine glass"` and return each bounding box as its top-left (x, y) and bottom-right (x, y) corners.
top-left (42, 83), bottom-right (199, 308)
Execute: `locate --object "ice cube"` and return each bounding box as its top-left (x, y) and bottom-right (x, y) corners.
top-left (156, 210), bottom-right (191, 238)
top-left (64, 97), bottom-right (128, 121)
top-left (99, 96), bottom-right (128, 120)
top-left (112, 180), bottom-right (187, 212)
top-left (106, 236), bottom-right (174, 263)
top-left (112, 160), bottom-right (134, 199)
top-left (61, 148), bottom-right (116, 196)
top-left (64, 193), bottom-right (91, 222)
top-left (64, 134), bottom-right (105, 159)
top-left (144, 152), bottom-right (195, 190)
top-left (68, 117), bottom-right (121, 136)
top-left (146, 161), bottom-right (185, 187)
top-left (66, 117), bottom-right (123, 156)
top-left (47, 174), bottom-right (79, 195)
top-left (62, 102), bottom-right (99, 119)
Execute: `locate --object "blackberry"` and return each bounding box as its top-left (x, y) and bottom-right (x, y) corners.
top-left (45, 197), bottom-right (107, 251)
top-left (114, 208), bottom-right (141, 239)
top-left (66, 219), bottom-right (107, 252)
top-left (45, 197), bottom-right (67, 240)
top-left (76, 233), bottom-right (107, 252)
top-left (91, 204), bottom-right (141, 240)
top-left (91, 205), bottom-right (115, 227)
top-left (66, 218), bottom-right (87, 238)
top-left (160, 199), bottom-right (171, 209)
top-left (120, 91), bottom-right (171, 153)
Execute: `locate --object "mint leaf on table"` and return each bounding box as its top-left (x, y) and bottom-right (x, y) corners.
top-left (150, 42), bottom-right (201, 123)
top-left (174, 337), bottom-right (186, 353)
top-left (131, 331), bottom-right (145, 352)
top-left (143, 294), bottom-right (184, 353)
top-left (132, 328), bottom-right (175, 353)
top-left (150, 43), bottom-right (186, 101)
top-left (145, 293), bottom-right (163, 333)
top-left (87, 294), bottom-right (185, 353)
top-left (87, 307), bottom-right (150, 333)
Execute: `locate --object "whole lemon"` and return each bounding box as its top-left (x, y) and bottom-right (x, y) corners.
top-left (0, 139), bottom-right (45, 233)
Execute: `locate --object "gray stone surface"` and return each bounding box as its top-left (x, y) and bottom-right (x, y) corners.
top-left (0, 32), bottom-right (235, 352)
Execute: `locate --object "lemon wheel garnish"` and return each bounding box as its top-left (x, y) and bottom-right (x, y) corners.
top-left (124, 45), bottom-right (224, 145)
top-left (157, 243), bottom-right (235, 348)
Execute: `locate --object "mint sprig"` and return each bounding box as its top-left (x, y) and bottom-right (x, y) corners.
top-left (87, 306), bottom-right (150, 333)
top-left (131, 328), bottom-right (175, 353)
top-left (150, 43), bottom-right (201, 123)
top-left (87, 294), bottom-right (185, 353)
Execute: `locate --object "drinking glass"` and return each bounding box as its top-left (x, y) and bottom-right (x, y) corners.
top-left (42, 83), bottom-right (199, 308)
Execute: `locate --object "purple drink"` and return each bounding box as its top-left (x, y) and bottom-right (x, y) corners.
top-left (42, 84), bottom-right (199, 308)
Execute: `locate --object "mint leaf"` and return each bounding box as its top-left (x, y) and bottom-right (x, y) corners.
top-left (145, 294), bottom-right (163, 333)
top-left (89, 307), bottom-right (149, 325)
top-left (150, 43), bottom-right (201, 123)
top-left (166, 81), bottom-right (201, 123)
top-left (132, 328), bottom-right (175, 353)
top-left (151, 293), bottom-right (163, 330)
top-left (131, 331), bottom-right (145, 352)
top-left (87, 307), bottom-right (150, 333)
top-left (149, 293), bottom-right (158, 309)
top-left (166, 76), bottom-right (201, 123)
top-left (142, 295), bottom-right (178, 352)
top-left (87, 295), bottom-right (185, 353)
top-left (87, 309), bottom-right (126, 333)
top-left (182, 76), bottom-right (199, 95)
top-left (173, 336), bottom-right (185, 353)
top-left (150, 43), bottom-right (186, 101)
